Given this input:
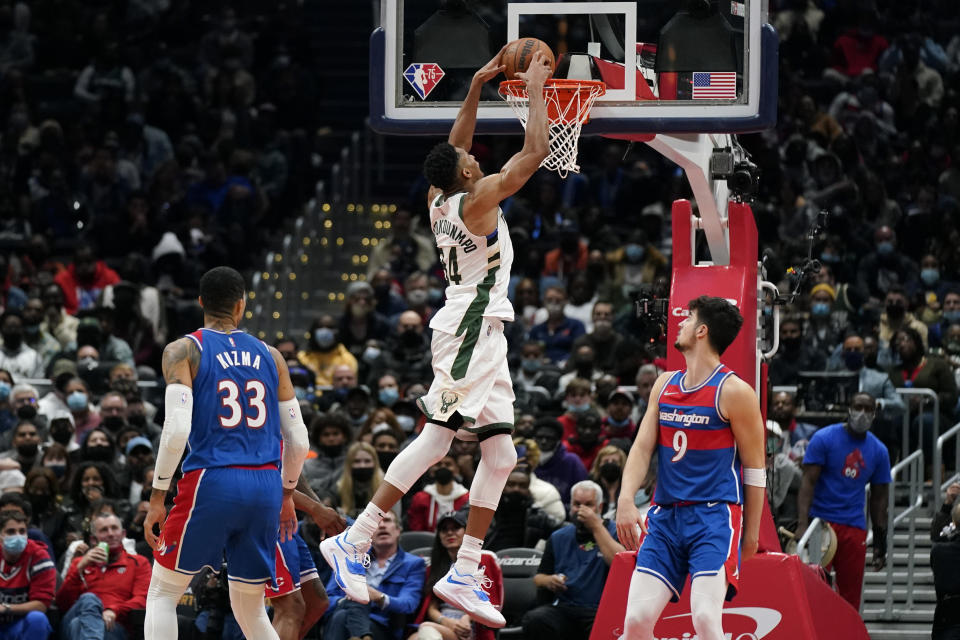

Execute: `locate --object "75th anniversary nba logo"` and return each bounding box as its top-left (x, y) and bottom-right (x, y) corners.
top-left (403, 63), bottom-right (445, 99)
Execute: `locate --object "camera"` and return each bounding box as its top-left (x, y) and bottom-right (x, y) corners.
top-left (710, 146), bottom-right (760, 200)
top-left (632, 285), bottom-right (670, 345)
top-left (196, 562), bottom-right (230, 639)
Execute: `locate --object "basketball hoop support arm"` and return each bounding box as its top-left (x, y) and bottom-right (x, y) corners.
top-left (645, 133), bottom-right (732, 266)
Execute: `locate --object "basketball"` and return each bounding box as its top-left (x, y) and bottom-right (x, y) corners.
top-left (502, 37), bottom-right (555, 80)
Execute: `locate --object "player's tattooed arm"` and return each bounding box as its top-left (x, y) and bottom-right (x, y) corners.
top-left (161, 338), bottom-right (199, 387)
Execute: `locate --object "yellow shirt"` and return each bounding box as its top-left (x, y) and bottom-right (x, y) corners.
top-left (298, 345), bottom-right (358, 387)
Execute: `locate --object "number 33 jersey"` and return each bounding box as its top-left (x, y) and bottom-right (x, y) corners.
top-left (181, 328), bottom-right (282, 472)
top-left (654, 364), bottom-right (743, 505)
top-left (428, 191), bottom-right (514, 335)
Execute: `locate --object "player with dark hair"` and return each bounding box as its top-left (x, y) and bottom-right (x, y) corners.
top-left (616, 296), bottom-right (765, 640)
top-left (143, 266), bottom-right (311, 640)
top-left (321, 47), bottom-right (553, 628)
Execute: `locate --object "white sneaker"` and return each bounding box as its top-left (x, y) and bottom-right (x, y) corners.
top-left (433, 565), bottom-right (505, 628)
top-left (319, 528), bottom-right (371, 603)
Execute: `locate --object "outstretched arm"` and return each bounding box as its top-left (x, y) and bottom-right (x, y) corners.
top-left (462, 51), bottom-right (552, 222)
top-left (722, 377), bottom-right (766, 562)
top-left (448, 46), bottom-right (507, 150)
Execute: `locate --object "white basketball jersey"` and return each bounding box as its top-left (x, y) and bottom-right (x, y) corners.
top-left (429, 191), bottom-right (514, 334)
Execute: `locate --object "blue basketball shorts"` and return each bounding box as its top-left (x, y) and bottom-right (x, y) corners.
top-left (266, 531), bottom-right (319, 598)
top-left (634, 501), bottom-right (743, 602)
top-left (154, 465), bottom-right (282, 585)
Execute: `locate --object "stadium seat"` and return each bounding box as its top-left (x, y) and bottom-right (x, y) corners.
top-left (399, 530), bottom-right (436, 552)
top-left (495, 547), bottom-right (544, 637)
top-left (409, 546), bottom-right (433, 565)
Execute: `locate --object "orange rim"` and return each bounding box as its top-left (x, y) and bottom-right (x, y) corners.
top-left (498, 79), bottom-right (606, 99)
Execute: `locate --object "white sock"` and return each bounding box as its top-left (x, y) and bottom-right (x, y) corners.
top-left (346, 503), bottom-right (384, 545)
top-left (144, 565), bottom-right (192, 640)
top-left (455, 534), bottom-right (483, 575)
top-left (229, 580), bottom-right (279, 640)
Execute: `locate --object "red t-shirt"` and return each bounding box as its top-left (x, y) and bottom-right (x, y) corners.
top-left (0, 539), bottom-right (56, 622)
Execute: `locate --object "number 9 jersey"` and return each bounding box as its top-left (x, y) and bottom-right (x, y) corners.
top-left (181, 328), bottom-right (282, 472)
top-left (428, 191), bottom-right (514, 335)
top-left (654, 364), bottom-right (743, 505)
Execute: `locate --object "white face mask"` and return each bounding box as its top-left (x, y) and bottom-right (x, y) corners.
top-left (848, 409), bottom-right (874, 434)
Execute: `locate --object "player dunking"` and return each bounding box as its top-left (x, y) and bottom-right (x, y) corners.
top-left (616, 296), bottom-right (766, 640)
top-left (321, 48), bottom-right (552, 627)
top-left (142, 266), bottom-right (311, 640)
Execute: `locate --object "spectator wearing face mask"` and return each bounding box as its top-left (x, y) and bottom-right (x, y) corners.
top-left (514, 439), bottom-right (566, 522)
top-left (533, 418), bottom-right (588, 507)
top-left (303, 413), bottom-right (351, 493)
top-left (797, 392), bottom-right (890, 610)
top-left (381, 311), bottom-right (432, 386)
top-left (879, 286), bottom-right (928, 351)
top-left (299, 314), bottom-right (358, 388)
top-left (407, 456), bottom-right (470, 532)
top-left (529, 286), bottom-right (585, 366)
top-left (53, 245), bottom-right (121, 316)
top-left (21, 298), bottom-right (60, 372)
top-left (557, 378), bottom-right (594, 442)
top-left (61, 377), bottom-right (99, 444)
top-left (612, 229), bottom-right (667, 300)
top-left (558, 345), bottom-right (603, 394)
top-left (44, 414), bottom-right (78, 457)
top-left (768, 317), bottom-right (826, 386)
top-left (589, 446), bottom-right (630, 520)
top-left (514, 340), bottom-right (555, 395)
top-left (122, 437), bottom-right (153, 505)
top-left (80, 429), bottom-right (118, 470)
top-left (391, 398), bottom-right (421, 441)
top-left (369, 269), bottom-right (408, 319)
top-left (337, 281), bottom-right (391, 355)
top-left (316, 364), bottom-right (359, 412)
top-left (564, 409), bottom-right (608, 471)
top-left (40, 444), bottom-right (72, 493)
top-left (399, 271), bottom-right (437, 326)
top-left (324, 442), bottom-right (397, 520)
top-left (0, 311), bottom-right (43, 379)
top-left (805, 283), bottom-right (844, 354)
top-left (375, 373), bottom-right (400, 409)
top-left (0, 420), bottom-right (43, 472)
top-left (96, 391), bottom-right (128, 437)
top-left (485, 468), bottom-right (564, 552)
top-left (572, 302), bottom-right (642, 382)
top-left (0, 509), bottom-right (55, 639)
top-left (371, 428), bottom-right (401, 473)
top-left (601, 388), bottom-right (636, 444)
top-left (0, 369), bottom-right (15, 437)
top-left (24, 467), bottom-right (69, 559)
top-left (355, 408), bottom-right (405, 445)
top-left (857, 227), bottom-right (919, 302)
top-left (543, 219), bottom-right (588, 281)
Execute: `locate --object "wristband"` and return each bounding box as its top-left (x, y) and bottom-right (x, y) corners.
top-left (743, 467), bottom-right (767, 488)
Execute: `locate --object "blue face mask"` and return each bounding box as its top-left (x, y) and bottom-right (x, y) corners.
top-left (522, 358), bottom-right (540, 373)
top-left (294, 386), bottom-right (308, 401)
top-left (876, 241), bottom-right (894, 256)
top-left (921, 268), bottom-right (940, 286)
top-left (624, 244), bottom-right (645, 264)
top-left (811, 302), bottom-right (831, 317)
top-left (378, 387), bottom-right (398, 407)
top-left (819, 252), bottom-right (840, 264)
top-left (428, 288), bottom-right (444, 305)
top-left (362, 346), bottom-right (381, 363)
top-left (66, 391), bottom-right (87, 411)
top-left (606, 415), bottom-right (631, 428)
top-left (314, 328), bottom-right (335, 350)
top-left (396, 414), bottom-right (416, 433)
top-left (567, 402), bottom-right (591, 414)
top-left (0, 381), bottom-right (10, 402)
top-left (945, 310), bottom-right (960, 324)
top-left (2, 534), bottom-right (26, 555)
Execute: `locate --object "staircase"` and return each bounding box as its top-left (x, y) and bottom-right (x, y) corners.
top-left (862, 513), bottom-right (935, 640)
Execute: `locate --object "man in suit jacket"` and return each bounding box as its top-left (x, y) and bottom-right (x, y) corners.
top-left (323, 510), bottom-right (426, 640)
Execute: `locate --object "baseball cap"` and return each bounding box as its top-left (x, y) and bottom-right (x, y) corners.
top-left (125, 436), bottom-right (154, 456)
top-left (0, 470), bottom-right (26, 492)
top-left (346, 281), bottom-right (374, 298)
top-left (606, 387), bottom-right (635, 405)
top-left (436, 510), bottom-right (467, 529)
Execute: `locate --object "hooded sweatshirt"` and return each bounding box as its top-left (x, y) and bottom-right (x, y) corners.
top-left (407, 482), bottom-right (469, 531)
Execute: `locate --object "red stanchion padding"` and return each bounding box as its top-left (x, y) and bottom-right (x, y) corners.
top-left (589, 551), bottom-right (869, 640)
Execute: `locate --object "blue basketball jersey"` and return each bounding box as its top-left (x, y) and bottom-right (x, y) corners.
top-left (654, 364), bottom-right (742, 505)
top-left (181, 329), bottom-right (282, 472)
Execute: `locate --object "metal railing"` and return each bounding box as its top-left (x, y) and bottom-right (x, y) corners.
top-left (796, 516), bottom-right (826, 565)
top-left (895, 387), bottom-right (939, 462)
top-left (934, 421), bottom-right (960, 510)
top-left (882, 448), bottom-right (924, 617)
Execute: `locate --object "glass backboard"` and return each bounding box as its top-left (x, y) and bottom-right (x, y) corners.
top-left (371, 0), bottom-right (778, 135)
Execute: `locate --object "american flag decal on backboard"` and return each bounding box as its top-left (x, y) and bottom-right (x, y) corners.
top-left (692, 72), bottom-right (736, 99)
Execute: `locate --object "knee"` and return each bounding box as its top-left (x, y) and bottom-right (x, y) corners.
top-left (622, 607), bottom-right (658, 637)
top-left (25, 609), bottom-right (52, 630)
top-left (483, 434), bottom-right (518, 473)
top-left (690, 603), bottom-right (722, 636)
top-left (75, 592), bottom-right (103, 611)
top-left (520, 605), bottom-right (548, 632)
top-left (273, 591), bottom-right (306, 622)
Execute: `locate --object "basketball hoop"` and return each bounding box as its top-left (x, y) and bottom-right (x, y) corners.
top-left (499, 79), bottom-right (606, 178)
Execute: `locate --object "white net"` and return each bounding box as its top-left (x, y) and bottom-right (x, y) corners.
top-left (500, 80), bottom-right (606, 179)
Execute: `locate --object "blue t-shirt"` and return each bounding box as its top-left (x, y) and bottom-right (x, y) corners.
top-left (547, 521), bottom-right (618, 609)
top-left (804, 423), bottom-right (891, 529)
top-left (528, 317), bottom-right (586, 364)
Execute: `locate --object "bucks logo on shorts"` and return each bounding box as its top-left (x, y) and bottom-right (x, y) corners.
top-left (439, 390), bottom-right (461, 418)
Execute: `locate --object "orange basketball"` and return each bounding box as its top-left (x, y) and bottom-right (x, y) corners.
top-left (502, 37), bottom-right (556, 80)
